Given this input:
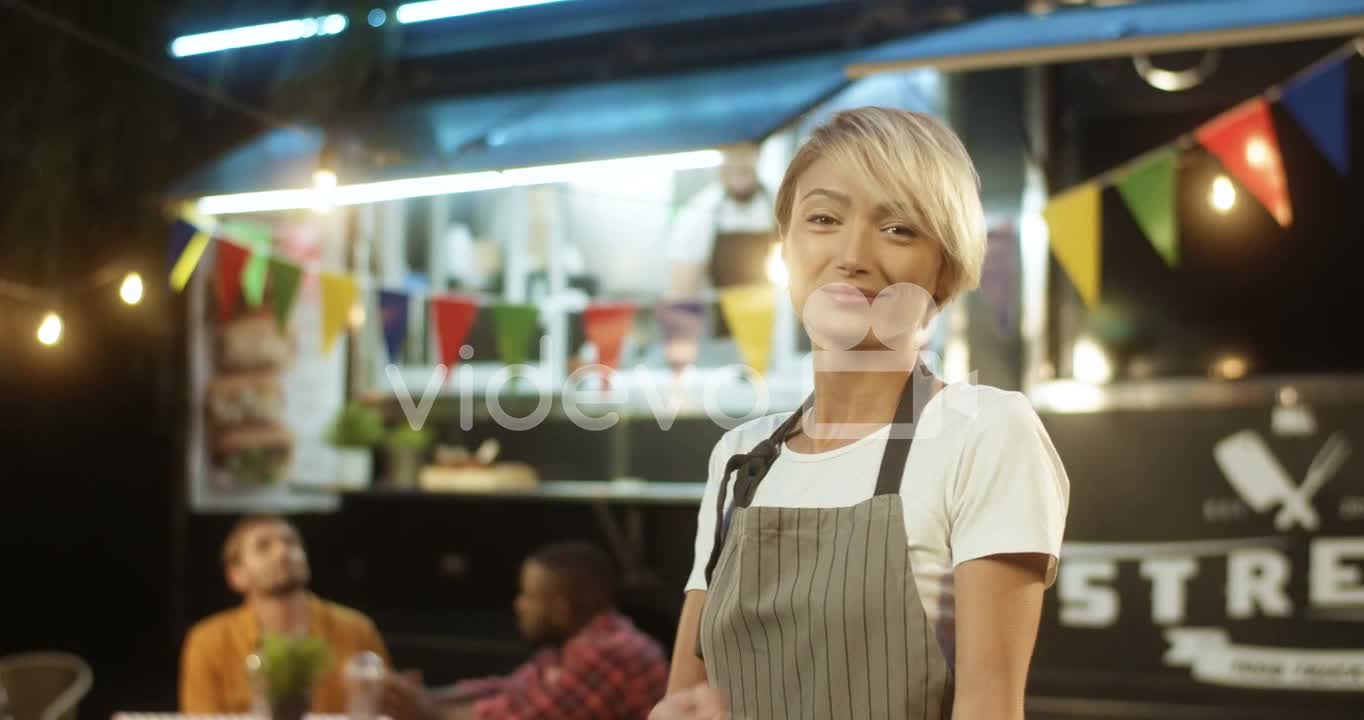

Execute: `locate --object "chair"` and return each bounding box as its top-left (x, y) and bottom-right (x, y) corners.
top-left (0, 652), bottom-right (92, 720)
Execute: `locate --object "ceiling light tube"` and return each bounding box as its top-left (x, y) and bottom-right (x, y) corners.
top-left (395, 0), bottom-right (574, 25)
top-left (195, 150), bottom-right (722, 216)
top-left (170, 14), bottom-right (348, 58)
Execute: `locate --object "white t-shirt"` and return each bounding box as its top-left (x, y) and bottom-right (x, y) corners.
top-left (685, 383), bottom-right (1069, 666)
top-left (667, 184), bottom-right (775, 265)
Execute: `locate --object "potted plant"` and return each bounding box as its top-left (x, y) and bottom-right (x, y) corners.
top-left (326, 402), bottom-right (385, 490)
top-left (252, 633), bottom-right (332, 720)
top-left (385, 424), bottom-right (433, 489)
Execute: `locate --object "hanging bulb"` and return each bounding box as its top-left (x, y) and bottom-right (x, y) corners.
top-left (1209, 175), bottom-right (1236, 214)
top-left (765, 242), bottom-right (788, 288)
top-left (37, 312), bottom-right (62, 347)
top-left (120, 272), bottom-right (144, 305)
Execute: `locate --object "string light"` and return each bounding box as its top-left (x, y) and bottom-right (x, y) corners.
top-left (348, 303), bottom-right (366, 329)
top-left (36, 312), bottom-right (62, 347)
top-left (765, 242), bottom-right (788, 288)
top-left (1209, 175), bottom-right (1236, 213)
top-left (1072, 337), bottom-right (1113, 384)
top-left (1245, 136), bottom-right (1272, 169)
top-left (119, 272), bottom-right (144, 305)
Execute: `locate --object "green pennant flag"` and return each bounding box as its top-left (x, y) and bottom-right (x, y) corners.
top-left (492, 304), bottom-right (539, 366)
top-left (268, 258), bottom-right (304, 331)
top-left (1116, 148), bottom-right (1179, 267)
top-left (223, 221), bottom-right (274, 307)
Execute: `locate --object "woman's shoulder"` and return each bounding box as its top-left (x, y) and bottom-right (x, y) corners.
top-left (709, 412), bottom-right (793, 461)
top-left (934, 382), bottom-right (1039, 429)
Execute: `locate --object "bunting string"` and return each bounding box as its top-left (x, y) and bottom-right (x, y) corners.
top-left (1041, 35), bottom-right (1362, 307)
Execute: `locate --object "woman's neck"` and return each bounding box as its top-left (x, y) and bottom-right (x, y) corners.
top-left (792, 349), bottom-right (920, 454)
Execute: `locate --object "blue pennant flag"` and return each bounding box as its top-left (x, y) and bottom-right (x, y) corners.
top-left (1282, 59), bottom-right (1350, 175)
top-left (379, 290), bottom-right (410, 363)
top-left (168, 219), bottom-right (197, 276)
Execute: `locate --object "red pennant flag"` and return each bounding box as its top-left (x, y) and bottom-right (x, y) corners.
top-left (214, 240), bottom-right (252, 323)
top-left (1195, 98), bottom-right (1292, 228)
top-left (431, 295), bottom-right (479, 366)
top-left (584, 302), bottom-right (637, 381)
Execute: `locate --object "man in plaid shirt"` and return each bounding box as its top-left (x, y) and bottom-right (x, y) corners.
top-left (384, 542), bottom-right (668, 720)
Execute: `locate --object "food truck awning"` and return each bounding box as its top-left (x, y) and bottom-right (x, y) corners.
top-left (846, 0), bottom-right (1364, 77)
top-left (174, 53), bottom-right (849, 198)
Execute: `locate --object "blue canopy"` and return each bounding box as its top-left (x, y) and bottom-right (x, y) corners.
top-left (849, 0), bottom-right (1364, 76)
top-left (174, 53), bottom-right (849, 196)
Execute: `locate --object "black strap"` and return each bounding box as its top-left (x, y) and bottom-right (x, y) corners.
top-left (702, 394), bottom-right (810, 585)
top-left (702, 365), bottom-right (939, 585)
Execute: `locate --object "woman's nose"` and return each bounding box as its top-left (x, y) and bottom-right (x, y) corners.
top-left (834, 222), bottom-right (876, 276)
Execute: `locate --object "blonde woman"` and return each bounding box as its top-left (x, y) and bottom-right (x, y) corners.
top-left (651, 108), bottom-right (1069, 720)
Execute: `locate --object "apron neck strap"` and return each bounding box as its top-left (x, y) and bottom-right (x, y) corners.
top-left (872, 363), bottom-right (940, 497)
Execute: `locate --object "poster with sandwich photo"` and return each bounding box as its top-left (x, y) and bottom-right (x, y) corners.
top-left (186, 218), bottom-right (346, 513)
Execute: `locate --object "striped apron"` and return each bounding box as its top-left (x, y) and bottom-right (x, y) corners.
top-left (698, 372), bottom-right (952, 719)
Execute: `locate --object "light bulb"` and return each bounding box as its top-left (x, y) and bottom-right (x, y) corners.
top-left (37, 312), bottom-right (62, 347)
top-left (120, 272), bottom-right (144, 305)
top-left (1209, 175), bottom-right (1236, 213)
top-left (765, 242), bottom-right (788, 288)
top-left (348, 303), bottom-right (366, 329)
top-left (1245, 137), bottom-right (1271, 169)
top-left (1072, 337), bottom-right (1112, 384)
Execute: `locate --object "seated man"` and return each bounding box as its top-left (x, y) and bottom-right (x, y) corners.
top-left (385, 542), bottom-right (668, 720)
top-left (180, 514), bottom-right (390, 712)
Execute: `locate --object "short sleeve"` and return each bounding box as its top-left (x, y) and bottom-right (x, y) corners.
top-left (949, 392), bottom-right (1069, 587)
top-left (684, 435), bottom-right (736, 592)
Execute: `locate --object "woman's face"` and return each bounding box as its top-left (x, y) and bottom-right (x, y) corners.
top-left (784, 155), bottom-right (945, 353)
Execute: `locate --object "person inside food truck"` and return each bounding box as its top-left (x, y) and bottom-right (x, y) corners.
top-left (666, 142), bottom-right (777, 298)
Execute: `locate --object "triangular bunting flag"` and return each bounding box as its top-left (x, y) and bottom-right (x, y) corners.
top-left (718, 285), bottom-right (776, 375)
top-left (656, 300), bottom-right (706, 373)
top-left (1116, 148), bottom-right (1179, 267)
top-left (1196, 98), bottom-right (1292, 227)
top-left (493, 304), bottom-right (540, 367)
top-left (267, 258), bottom-right (303, 331)
top-left (1042, 183), bottom-right (1102, 307)
top-left (222, 222), bottom-right (273, 308)
top-left (214, 241), bottom-right (252, 323)
top-left (169, 220), bottom-right (210, 292)
top-left (584, 302), bottom-right (638, 371)
top-left (1282, 58), bottom-right (1350, 175)
top-left (320, 272), bottom-right (358, 354)
top-left (431, 295), bottom-right (480, 366)
top-left (378, 290), bottom-right (410, 363)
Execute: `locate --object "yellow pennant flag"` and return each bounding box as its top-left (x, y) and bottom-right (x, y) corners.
top-left (718, 284), bottom-right (777, 375)
top-left (169, 228), bottom-right (211, 292)
top-left (1042, 183), bottom-right (1102, 307)
top-left (320, 272), bottom-right (358, 354)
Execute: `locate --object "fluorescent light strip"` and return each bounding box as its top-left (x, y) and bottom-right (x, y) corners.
top-left (196, 150), bottom-right (723, 215)
top-left (170, 14), bottom-right (348, 58)
top-left (395, 0), bottom-right (574, 25)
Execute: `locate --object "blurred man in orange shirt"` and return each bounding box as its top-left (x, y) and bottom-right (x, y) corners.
top-left (180, 515), bottom-right (390, 712)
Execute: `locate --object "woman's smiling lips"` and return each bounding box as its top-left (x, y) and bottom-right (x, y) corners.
top-left (819, 283), bottom-right (879, 306)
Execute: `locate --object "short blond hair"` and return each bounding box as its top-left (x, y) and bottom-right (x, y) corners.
top-left (774, 107), bottom-right (986, 303)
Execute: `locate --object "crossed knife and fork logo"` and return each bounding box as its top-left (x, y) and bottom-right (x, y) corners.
top-left (1214, 430), bottom-right (1353, 532)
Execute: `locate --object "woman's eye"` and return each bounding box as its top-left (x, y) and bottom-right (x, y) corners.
top-left (807, 214), bottom-right (837, 226)
top-left (885, 225), bottom-right (917, 238)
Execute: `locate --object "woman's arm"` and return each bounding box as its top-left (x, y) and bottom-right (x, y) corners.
top-left (665, 590), bottom-right (710, 693)
top-left (951, 552), bottom-right (1049, 720)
